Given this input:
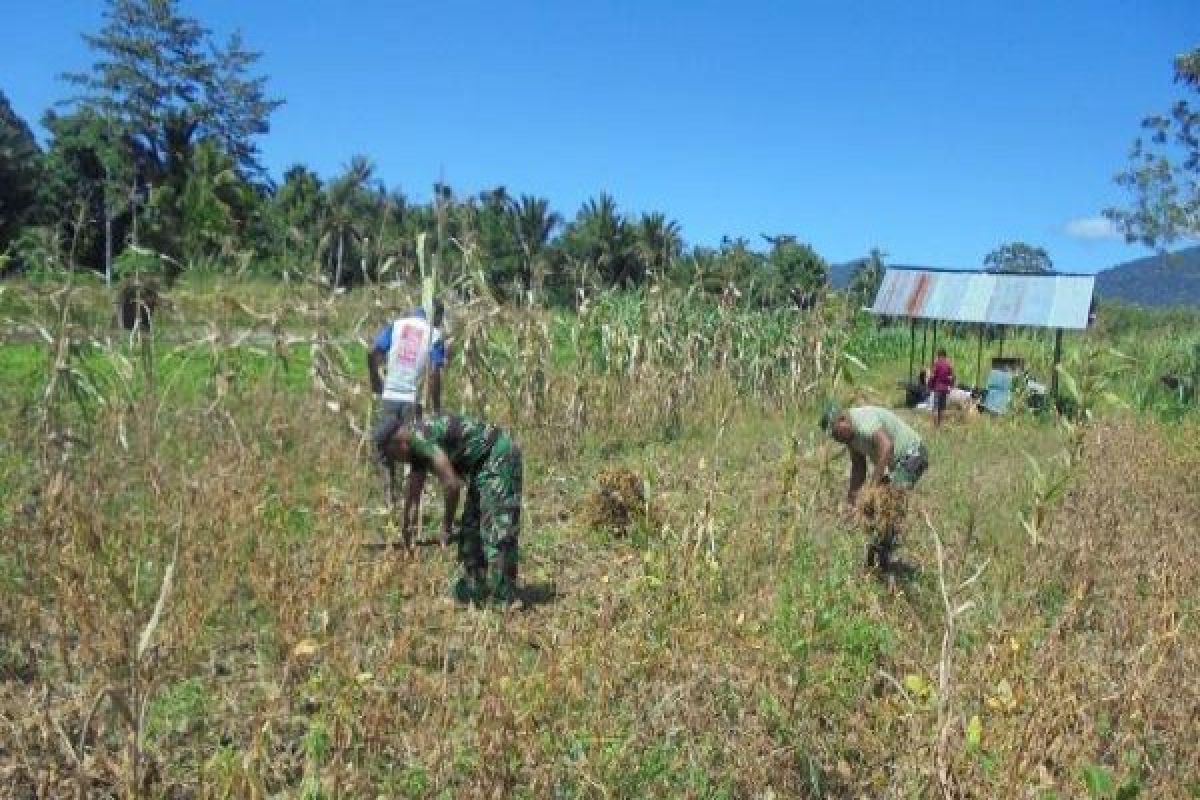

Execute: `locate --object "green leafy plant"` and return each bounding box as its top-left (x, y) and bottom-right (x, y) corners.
top-left (113, 246), bottom-right (170, 283)
top-left (1020, 451), bottom-right (1073, 546)
top-left (1055, 343), bottom-right (1131, 420)
top-left (1081, 763), bottom-right (1142, 800)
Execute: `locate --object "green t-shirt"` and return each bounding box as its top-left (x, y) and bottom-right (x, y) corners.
top-left (407, 414), bottom-right (497, 474)
top-left (846, 406), bottom-right (922, 465)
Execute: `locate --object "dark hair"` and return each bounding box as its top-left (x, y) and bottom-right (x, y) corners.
top-left (936, 348), bottom-right (947, 358)
top-left (819, 402), bottom-right (841, 433)
top-left (432, 298), bottom-right (445, 326)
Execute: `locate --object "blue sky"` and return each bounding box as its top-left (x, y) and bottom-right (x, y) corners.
top-left (3, 1), bottom-right (1196, 271)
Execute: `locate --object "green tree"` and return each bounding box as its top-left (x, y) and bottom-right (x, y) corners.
top-left (362, 185), bottom-right (410, 285)
top-left (142, 136), bottom-right (262, 275)
top-left (511, 195), bottom-right (563, 297)
top-left (270, 164), bottom-right (325, 272)
top-left (66, 0), bottom-right (282, 178)
top-left (64, 0), bottom-right (282, 261)
top-left (634, 212), bottom-right (683, 278)
top-left (849, 247), bottom-right (887, 308)
top-left (173, 139), bottom-right (253, 266)
top-left (9, 226), bottom-right (67, 275)
top-left (1105, 47), bottom-right (1199, 247)
top-left (684, 236), bottom-right (766, 299)
top-left (765, 234), bottom-right (828, 306)
top-left (319, 157), bottom-right (374, 289)
top-left (474, 186), bottom-right (523, 294)
top-left (0, 89), bottom-right (42, 256)
top-left (39, 108), bottom-right (131, 279)
top-left (563, 193), bottom-right (639, 288)
top-left (983, 241), bottom-right (1054, 274)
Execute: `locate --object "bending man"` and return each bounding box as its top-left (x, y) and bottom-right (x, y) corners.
top-left (378, 414), bottom-right (523, 606)
top-left (822, 404), bottom-right (928, 571)
top-left (823, 404), bottom-right (928, 502)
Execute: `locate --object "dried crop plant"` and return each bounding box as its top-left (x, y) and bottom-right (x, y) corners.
top-left (926, 514), bottom-right (989, 800)
top-left (949, 419), bottom-right (1200, 798)
top-left (4, 281), bottom-right (203, 797)
top-left (13, 259), bottom-right (1196, 798)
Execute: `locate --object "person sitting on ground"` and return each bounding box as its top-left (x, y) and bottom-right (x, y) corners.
top-left (377, 413), bottom-right (524, 606)
top-left (929, 348), bottom-right (956, 427)
top-left (367, 305), bottom-right (446, 506)
top-left (821, 404), bottom-right (929, 573)
top-left (908, 368), bottom-right (930, 407)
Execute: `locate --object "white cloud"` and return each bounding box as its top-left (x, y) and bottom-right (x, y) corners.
top-left (1064, 215), bottom-right (1121, 241)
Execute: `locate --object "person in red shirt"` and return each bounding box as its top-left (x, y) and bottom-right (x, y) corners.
top-left (930, 348), bottom-right (955, 427)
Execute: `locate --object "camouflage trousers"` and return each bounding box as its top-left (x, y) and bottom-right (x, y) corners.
top-left (454, 434), bottom-right (523, 606)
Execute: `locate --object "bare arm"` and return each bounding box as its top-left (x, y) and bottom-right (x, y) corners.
top-left (401, 468), bottom-right (426, 544)
top-left (848, 452), bottom-right (868, 504)
top-left (368, 349), bottom-right (385, 395)
top-left (428, 450), bottom-right (464, 542)
top-left (871, 430), bottom-right (894, 484)
top-left (440, 473), bottom-right (459, 545)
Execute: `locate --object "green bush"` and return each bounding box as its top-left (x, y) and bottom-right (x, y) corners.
top-left (113, 247), bottom-right (170, 283)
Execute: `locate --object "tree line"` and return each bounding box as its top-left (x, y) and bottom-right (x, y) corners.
top-left (1, 0), bottom-right (1193, 307)
top-left (0, 0), bottom-right (848, 309)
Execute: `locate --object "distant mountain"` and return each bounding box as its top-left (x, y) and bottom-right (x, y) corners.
top-left (1094, 245), bottom-right (1200, 308)
top-left (829, 260), bottom-right (858, 290)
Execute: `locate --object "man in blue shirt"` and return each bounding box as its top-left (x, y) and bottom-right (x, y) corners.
top-left (367, 305), bottom-right (447, 505)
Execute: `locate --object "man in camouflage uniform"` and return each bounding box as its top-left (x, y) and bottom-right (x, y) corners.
top-left (377, 413), bottom-right (523, 605)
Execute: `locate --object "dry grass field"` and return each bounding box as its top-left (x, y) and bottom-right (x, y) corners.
top-left (2, 279), bottom-right (1198, 798)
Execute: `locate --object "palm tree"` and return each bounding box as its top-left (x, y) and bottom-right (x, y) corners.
top-left (565, 193), bottom-right (637, 288)
top-left (177, 139), bottom-right (245, 265)
top-left (275, 164), bottom-right (324, 269)
top-left (368, 186), bottom-right (409, 283)
top-left (319, 156), bottom-right (373, 289)
top-left (475, 186), bottom-right (521, 291)
top-left (634, 212), bottom-right (683, 278)
top-left (511, 195), bottom-right (563, 295)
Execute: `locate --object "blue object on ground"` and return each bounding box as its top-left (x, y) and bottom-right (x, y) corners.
top-left (982, 369), bottom-right (1015, 414)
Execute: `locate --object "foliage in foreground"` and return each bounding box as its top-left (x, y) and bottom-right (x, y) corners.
top-left (1, 283), bottom-right (1199, 798)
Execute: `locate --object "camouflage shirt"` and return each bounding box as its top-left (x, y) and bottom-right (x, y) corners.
top-left (407, 414), bottom-right (499, 475)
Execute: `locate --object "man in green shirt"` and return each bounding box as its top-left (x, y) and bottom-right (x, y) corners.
top-left (821, 404), bottom-right (929, 573)
top-left (823, 404), bottom-right (928, 501)
top-left (377, 414), bottom-right (523, 605)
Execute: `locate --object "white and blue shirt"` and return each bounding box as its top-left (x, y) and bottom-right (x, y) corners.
top-left (372, 309), bottom-right (447, 403)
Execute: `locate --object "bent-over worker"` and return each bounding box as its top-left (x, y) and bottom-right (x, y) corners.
top-left (377, 414), bottom-right (523, 606)
top-left (822, 404), bottom-right (929, 573)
